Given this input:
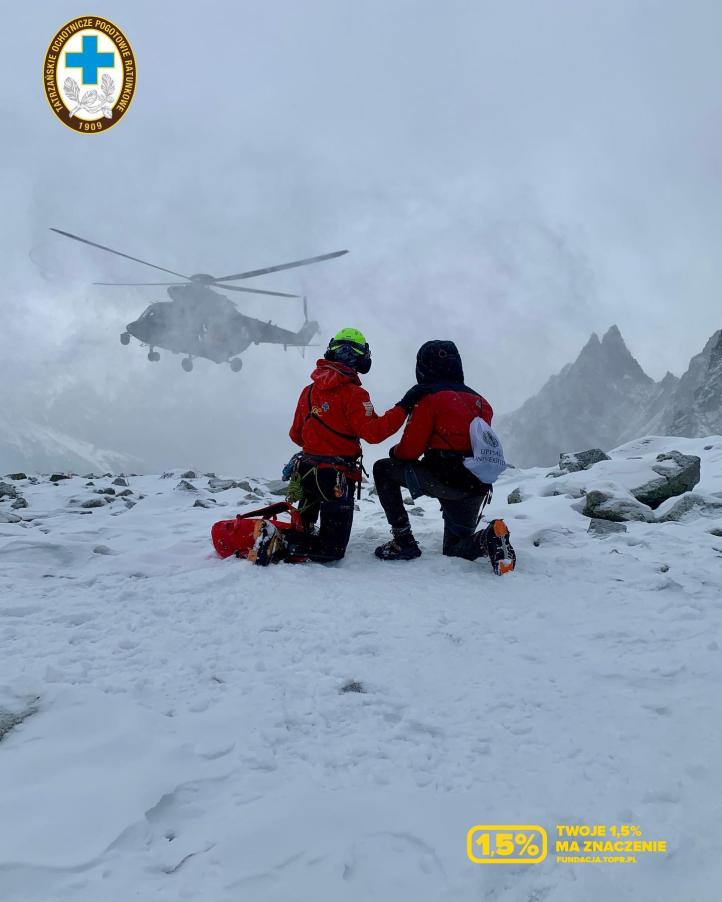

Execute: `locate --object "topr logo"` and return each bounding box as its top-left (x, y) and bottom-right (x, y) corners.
top-left (43, 16), bottom-right (136, 133)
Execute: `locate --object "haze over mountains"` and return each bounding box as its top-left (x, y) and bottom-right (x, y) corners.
top-left (2, 324), bottom-right (720, 474)
top-left (499, 325), bottom-right (722, 467)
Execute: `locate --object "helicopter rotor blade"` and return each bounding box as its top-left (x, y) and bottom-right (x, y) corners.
top-left (220, 284), bottom-right (301, 298)
top-left (49, 228), bottom-right (191, 280)
top-left (93, 281), bottom-right (188, 286)
top-left (213, 249), bottom-right (348, 282)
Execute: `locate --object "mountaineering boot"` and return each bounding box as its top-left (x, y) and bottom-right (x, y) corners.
top-left (482, 519), bottom-right (516, 575)
top-left (375, 528), bottom-right (422, 561)
top-left (248, 520), bottom-right (287, 566)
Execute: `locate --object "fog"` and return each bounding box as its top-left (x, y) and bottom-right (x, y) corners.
top-left (2, 1), bottom-right (722, 474)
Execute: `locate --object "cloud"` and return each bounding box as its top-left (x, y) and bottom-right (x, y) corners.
top-left (2, 0), bottom-right (721, 472)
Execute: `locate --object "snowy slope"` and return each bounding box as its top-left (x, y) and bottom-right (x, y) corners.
top-left (1, 443), bottom-right (721, 901)
top-left (0, 409), bottom-right (140, 475)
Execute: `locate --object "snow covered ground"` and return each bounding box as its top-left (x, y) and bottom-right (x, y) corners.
top-left (1, 437), bottom-right (722, 901)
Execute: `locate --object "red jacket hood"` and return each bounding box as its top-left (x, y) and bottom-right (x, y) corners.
top-left (309, 359), bottom-right (361, 390)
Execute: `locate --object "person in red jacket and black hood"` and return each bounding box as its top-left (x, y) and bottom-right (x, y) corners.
top-left (373, 340), bottom-right (516, 574)
top-left (275, 327), bottom-right (407, 564)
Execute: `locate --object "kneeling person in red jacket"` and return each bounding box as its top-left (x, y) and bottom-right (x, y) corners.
top-left (373, 340), bottom-right (516, 574)
top-left (279, 327), bottom-right (406, 564)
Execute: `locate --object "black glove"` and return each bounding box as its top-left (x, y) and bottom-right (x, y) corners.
top-left (397, 383), bottom-right (434, 413)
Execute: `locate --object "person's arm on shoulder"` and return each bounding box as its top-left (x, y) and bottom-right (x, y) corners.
top-left (391, 395), bottom-right (435, 460)
top-left (345, 386), bottom-right (406, 444)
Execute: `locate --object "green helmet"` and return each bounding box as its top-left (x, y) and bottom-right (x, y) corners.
top-left (331, 327), bottom-right (367, 348)
top-left (325, 327), bottom-right (371, 373)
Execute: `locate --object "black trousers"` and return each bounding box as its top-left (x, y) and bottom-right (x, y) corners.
top-left (290, 460), bottom-right (355, 563)
top-left (373, 457), bottom-right (487, 559)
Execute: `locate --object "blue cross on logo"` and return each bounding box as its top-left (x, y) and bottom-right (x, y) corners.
top-left (65, 35), bottom-right (115, 85)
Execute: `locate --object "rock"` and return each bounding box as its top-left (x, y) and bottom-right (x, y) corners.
top-left (588, 518), bottom-right (627, 536)
top-left (85, 481), bottom-right (95, 486)
top-left (581, 490), bottom-right (653, 522)
top-left (265, 480), bottom-right (288, 497)
top-left (114, 489), bottom-right (132, 498)
top-left (112, 476), bottom-right (129, 487)
top-left (80, 497), bottom-right (108, 509)
top-left (176, 480), bottom-right (198, 492)
top-left (403, 496), bottom-right (415, 506)
top-left (193, 498), bottom-right (217, 508)
top-left (6, 473), bottom-right (27, 481)
top-left (11, 497), bottom-right (28, 510)
top-left (208, 478), bottom-right (237, 493)
top-left (95, 487), bottom-right (116, 496)
top-left (708, 528), bottom-right (722, 538)
top-left (93, 544), bottom-right (115, 555)
top-left (49, 473), bottom-right (72, 482)
top-left (340, 680), bottom-right (365, 694)
top-left (507, 488), bottom-right (523, 504)
top-left (236, 480), bottom-right (253, 493)
top-left (0, 481), bottom-right (19, 499)
top-left (179, 470), bottom-right (197, 480)
top-left (559, 449), bottom-right (611, 473)
top-left (408, 507), bottom-right (424, 516)
top-left (631, 451), bottom-right (701, 509)
top-left (0, 511), bottom-right (21, 523)
top-left (655, 492), bottom-right (722, 522)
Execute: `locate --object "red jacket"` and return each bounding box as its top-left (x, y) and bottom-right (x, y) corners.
top-left (392, 389), bottom-right (493, 461)
top-left (290, 360), bottom-right (406, 457)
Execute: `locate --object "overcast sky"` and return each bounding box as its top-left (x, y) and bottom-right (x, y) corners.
top-left (2, 1), bottom-right (722, 473)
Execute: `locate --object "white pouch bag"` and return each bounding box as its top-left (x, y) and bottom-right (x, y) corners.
top-left (463, 417), bottom-right (507, 484)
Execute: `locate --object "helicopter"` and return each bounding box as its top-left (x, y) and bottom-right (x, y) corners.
top-left (49, 228), bottom-right (348, 372)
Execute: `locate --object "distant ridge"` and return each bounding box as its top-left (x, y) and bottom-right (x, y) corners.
top-left (498, 325), bottom-right (720, 467)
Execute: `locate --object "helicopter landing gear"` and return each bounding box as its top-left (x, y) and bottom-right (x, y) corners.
top-left (120, 332), bottom-right (130, 345)
top-left (181, 357), bottom-right (194, 373)
top-left (229, 357), bottom-right (243, 372)
top-left (148, 349), bottom-right (161, 362)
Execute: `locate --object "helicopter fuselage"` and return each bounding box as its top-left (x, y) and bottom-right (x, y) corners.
top-left (124, 284), bottom-right (318, 366)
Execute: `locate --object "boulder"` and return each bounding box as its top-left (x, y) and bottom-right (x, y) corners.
top-left (208, 478), bottom-right (237, 493)
top-left (507, 488), bottom-right (523, 504)
top-left (655, 492), bottom-right (722, 523)
top-left (265, 480), bottom-right (289, 497)
top-left (6, 473), bottom-right (27, 481)
top-left (112, 476), bottom-right (129, 487)
top-left (176, 480), bottom-right (198, 492)
top-left (80, 497), bottom-right (108, 509)
top-left (193, 498), bottom-right (217, 509)
top-left (580, 490), bottom-right (653, 522)
top-left (0, 511), bottom-right (21, 523)
top-left (631, 451), bottom-right (700, 509)
top-left (588, 518), bottom-right (627, 536)
top-left (0, 481), bottom-right (19, 500)
top-left (559, 449), bottom-right (611, 473)
top-left (11, 497), bottom-right (28, 510)
top-left (49, 473), bottom-right (72, 482)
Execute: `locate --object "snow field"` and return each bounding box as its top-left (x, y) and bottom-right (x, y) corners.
top-left (1, 438), bottom-right (721, 900)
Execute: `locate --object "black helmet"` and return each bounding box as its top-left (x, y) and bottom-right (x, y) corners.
top-left (415, 340), bottom-right (464, 384)
top-left (324, 327), bottom-right (372, 374)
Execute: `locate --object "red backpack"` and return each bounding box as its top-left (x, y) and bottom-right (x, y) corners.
top-left (211, 501), bottom-right (304, 560)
